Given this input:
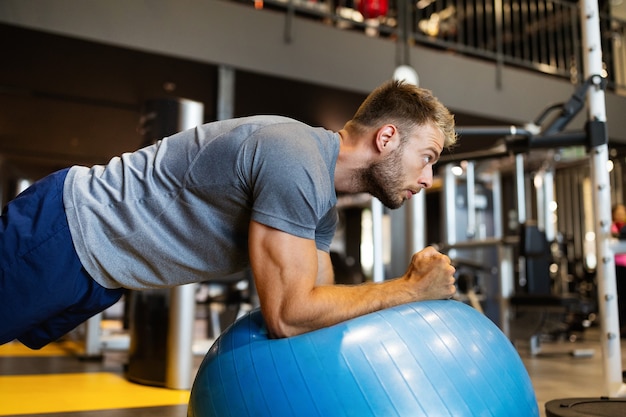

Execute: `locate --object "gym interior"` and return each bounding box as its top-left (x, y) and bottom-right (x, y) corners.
top-left (2, 1), bottom-right (626, 416)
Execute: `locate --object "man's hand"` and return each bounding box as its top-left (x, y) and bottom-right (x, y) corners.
top-left (402, 246), bottom-right (457, 300)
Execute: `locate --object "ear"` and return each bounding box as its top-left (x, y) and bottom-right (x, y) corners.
top-left (375, 124), bottom-right (399, 153)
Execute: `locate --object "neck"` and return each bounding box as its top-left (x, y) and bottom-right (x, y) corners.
top-left (334, 128), bottom-right (371, 194)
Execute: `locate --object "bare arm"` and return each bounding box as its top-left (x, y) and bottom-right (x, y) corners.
top-left (249, 220), bottom-right (456, 338)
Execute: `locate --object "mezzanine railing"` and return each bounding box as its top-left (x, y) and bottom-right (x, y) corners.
top-left (242, 0), bottom-right (626, 94)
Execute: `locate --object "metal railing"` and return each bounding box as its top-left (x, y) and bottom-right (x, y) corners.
top-left (246, 0), bottom-right (626, 94)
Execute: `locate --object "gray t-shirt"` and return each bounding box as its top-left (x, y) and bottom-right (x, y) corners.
top-left (63, 116), bottom-right (340, 290)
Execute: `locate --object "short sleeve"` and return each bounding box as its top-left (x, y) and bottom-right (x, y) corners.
top-left (315, 207), bottom-right (338, 252)
top-left (238, 123), bottom-right (337, 244)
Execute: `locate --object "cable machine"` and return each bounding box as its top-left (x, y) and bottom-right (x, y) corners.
top-left (436, 0), bottom-right (625, 397)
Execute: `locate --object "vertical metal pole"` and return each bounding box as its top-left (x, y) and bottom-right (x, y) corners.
top-left (165, 98), bottom-right (204, 390)
top-left (492, 170), bottom-right (511, 332)
top-left (164, 69), bottom-right (236, 390)
top-left (406, 193), bottom-right (426, 256)
top-left (516, 154), bottom-right (527, 224)
top-left (284, 0), bottom-right (295, 43)
top-left (84, 313), bottom-right (102, 358)
top-left (442, 164), bottom-right (458, 261)
top-left (581, 0), bottom-right (626, 397)
top-left (499, 243), bottom-right (514, 337)
top-left (165, 284), bottom-right (196, 389)
top-left (466, 161), bottom-right (476, 238)
top-left (515, 153), bottom-right (527, 289)
top-left (217, 65), bottom-right (235, 121)
top-left (535, 172), bottom-right (545, 232)
top-left (371, 198), bottom-right (385, 282)
top-left (494, 0), bottom-right (504, 89)
top-left (492, 171), bottom-right (503, 239)
top-left (543, 168), bottom-right (556, 242)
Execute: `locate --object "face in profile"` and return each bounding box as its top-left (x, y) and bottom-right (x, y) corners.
top-left (360, 123), bottom-right (444, 209)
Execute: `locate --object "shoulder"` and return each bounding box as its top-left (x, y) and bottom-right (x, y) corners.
top-left (238, 118), bottom-right (334, 161)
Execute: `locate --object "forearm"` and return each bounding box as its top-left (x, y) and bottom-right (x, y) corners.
top-left (276, 278), bottom-right (416, 337)
top-left (249, 221), bottom-right (455, 339)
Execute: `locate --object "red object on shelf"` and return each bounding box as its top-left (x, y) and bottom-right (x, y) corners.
top-left (357, 0), bottom-right (388, 19)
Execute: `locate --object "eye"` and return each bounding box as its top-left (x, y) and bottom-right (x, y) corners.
top-left (424, 152), bottom-right (441, 165)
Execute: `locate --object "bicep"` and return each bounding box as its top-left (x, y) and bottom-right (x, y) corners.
top-left (248, 220), bottom-right (333, 337)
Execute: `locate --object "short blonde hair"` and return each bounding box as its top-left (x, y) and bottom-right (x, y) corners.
top-left (345, 80), bottom-right (457, 148)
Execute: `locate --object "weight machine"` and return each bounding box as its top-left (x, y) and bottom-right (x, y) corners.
top-left (434, 0), bottom-right (625, 398)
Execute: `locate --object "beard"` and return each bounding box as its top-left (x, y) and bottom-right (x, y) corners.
top-left (358, 146), bottom-right (407, 209)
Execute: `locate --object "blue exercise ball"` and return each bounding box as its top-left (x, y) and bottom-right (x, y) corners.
top-left (188, 300), bottom-right (538, 417)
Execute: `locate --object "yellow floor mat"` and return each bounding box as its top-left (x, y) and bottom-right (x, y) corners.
top-left (0, 372), bottom-right (190, 415)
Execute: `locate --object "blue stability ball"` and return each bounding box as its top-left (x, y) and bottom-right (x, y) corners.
top-left (188, 300), bottom-right (538, 417)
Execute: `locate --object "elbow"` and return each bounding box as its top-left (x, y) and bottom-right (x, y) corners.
top-left (265, 319), bottom-right (299, 339)
top-left (262, 311), bottom-right (304, 339)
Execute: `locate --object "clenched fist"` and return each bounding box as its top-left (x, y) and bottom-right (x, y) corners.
top-left (403, 246), bottom-right (456, 300)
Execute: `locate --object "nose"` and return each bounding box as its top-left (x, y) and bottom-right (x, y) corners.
top-left (418, 165), bottom-right (434, 189)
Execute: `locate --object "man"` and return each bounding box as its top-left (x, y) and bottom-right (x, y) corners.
top-left (0, 79), bottom-right (457, 348)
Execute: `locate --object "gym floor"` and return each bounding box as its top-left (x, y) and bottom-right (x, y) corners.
top-left (1, 315), bottom-right (625, 417)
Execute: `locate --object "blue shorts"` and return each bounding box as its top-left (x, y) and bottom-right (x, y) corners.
top-left (0, 168), bottom-right (124, 349)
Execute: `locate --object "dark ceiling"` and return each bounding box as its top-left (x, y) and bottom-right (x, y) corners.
top-left (0, 23), bottom-right (508, 184)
